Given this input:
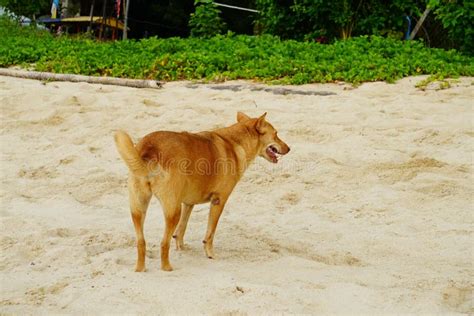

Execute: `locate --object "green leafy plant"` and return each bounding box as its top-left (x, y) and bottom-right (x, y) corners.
top-left (429, 0), bottom-right (474, 53)
top-left (0, 0), bottom-right (50, 19)
top-left (255, 0), bottom-right (425, 41)
top-left (189, 0), bottom-right (227, 38)
top-left (255, 0), bottom-right (473, 53)
top-left (415, 74), bottom-right (456, 90)
top-left (1, 16), bottom-right (473, 85)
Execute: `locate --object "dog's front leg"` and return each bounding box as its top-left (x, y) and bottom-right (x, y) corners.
top-left (203, 195), bottom-right (228, 259)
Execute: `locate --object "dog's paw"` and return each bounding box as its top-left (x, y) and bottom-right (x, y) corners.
top-left (175, 238), bottom-right (186, 251)
top-left (204, 243), bottom-right (215, 259)
top-left (161, 264), bottom-right (173, 272)
top-left (134, 265), bottom-right (146, 272)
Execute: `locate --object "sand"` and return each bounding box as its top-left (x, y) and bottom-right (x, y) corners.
top-left (0, 75), bottom-right (473, 314)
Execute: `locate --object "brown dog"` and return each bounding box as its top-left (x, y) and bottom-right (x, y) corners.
top-left (115, 112), bottom-right (290, 272)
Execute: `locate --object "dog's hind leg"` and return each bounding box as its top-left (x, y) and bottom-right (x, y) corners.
top-left (159, 198), bottom-right (181, 271)
top-left (173, 203), bottom-right (194, 250)
top-left (128, 177), bottom-right (152, 272)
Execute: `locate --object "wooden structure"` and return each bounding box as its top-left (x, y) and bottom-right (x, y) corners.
top-left (38, 16), bottom-right (127, 40)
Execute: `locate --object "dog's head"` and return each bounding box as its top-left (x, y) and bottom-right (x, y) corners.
top-left (237, 112), bottom-right (290, 163)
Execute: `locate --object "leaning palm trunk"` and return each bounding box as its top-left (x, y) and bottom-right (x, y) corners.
top-left (409, 7), bottom-right (431, 40)
top-left (0, 69), bottom-right (162, 89)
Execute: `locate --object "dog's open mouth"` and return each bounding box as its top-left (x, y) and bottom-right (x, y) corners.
top-left (266, 145), bottom-right (281, 163)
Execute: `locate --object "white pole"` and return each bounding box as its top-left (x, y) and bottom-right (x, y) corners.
top-left (123, 0), bottom-right (130, 40)
top-left (214, 2), bottom-right (259, 13)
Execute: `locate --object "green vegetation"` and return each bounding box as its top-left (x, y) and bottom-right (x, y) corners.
top-left (0, 0), bottom-right (472, 54)
top-left (189, 0), bottom-right (227, 38)
top-left (0, 0), bottom-right (50, 20)
top-left (414, 73), bottom-right (460, 90)
top-left (255, 0), bottom-right (474, 53)
top-left (429, 0), bottom-right (473, 53)
top-left (1, 18), bottom-right (473, 85)
top-left (255, 0), bottom-right (424, 40)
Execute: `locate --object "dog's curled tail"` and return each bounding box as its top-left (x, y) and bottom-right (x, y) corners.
top-left (114, 130), bottom-right (148, 178)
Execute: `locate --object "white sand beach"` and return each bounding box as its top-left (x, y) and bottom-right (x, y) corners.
top-left (0, 75), bottom-right (473, 314)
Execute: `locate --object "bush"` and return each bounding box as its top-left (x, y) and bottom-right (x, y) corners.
top-left (0, 0), bottom-right (50, 19)
top-left (1, 17), bottom-right (473, 84)
top-left (430, 0), bottom-right (474, 53)
top-left (255, 0), bottom-right (425, 41)
top-left (189, 0), bottom-right (227, 38)
top-left (254, 0), bottom-right (473, 54)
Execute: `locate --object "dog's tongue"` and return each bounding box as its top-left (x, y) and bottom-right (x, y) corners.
top-left (266, 147), bottom-right (278, 163)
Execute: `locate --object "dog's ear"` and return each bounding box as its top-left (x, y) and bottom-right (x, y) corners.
top-left (255, 112), bottom-right (267, 133)
top-left (237, 111), bottom-right (251, 123)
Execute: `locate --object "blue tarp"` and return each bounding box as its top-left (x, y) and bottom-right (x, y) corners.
top-left (37, 18), bottom-right (62, 24)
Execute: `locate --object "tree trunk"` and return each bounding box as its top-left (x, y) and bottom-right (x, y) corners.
top-left (88, 0), bottom-right (95, 34)
top-left (99, 0), bottom-right (107, 40)
top-left (341, 26), bottom-right (352, 40)
top-left (0, 69), bottom-right (162, 89)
